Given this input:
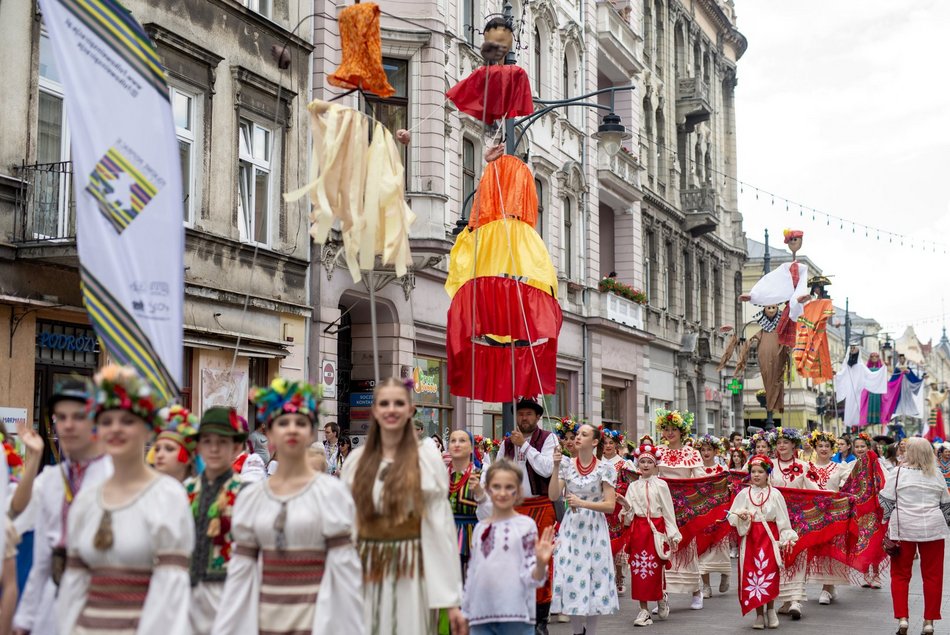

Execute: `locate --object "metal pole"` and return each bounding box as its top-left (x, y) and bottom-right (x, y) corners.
top-left (501, 0), bottom-right (516, 433)
top-left (763, 228), bottom-right (771, 274)
top-left (368, 272), bottom-right (380, 383)
top-left (844, 297), bottom-right (851, 350)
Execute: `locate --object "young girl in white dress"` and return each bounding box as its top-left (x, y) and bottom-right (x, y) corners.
top-left (728, 455), bottom-right (798, 630)
top-left (463, 459), bottom-right (554, 634)
top-left (212, 378), bottom-right (363, 635)
top-left (57, 364), bottom-right (195, 634)
top-left (549, 423), bottom-right (620, 635)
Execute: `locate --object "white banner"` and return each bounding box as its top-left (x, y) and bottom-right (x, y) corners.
top-left (38, 0), bottom-right (183, 401)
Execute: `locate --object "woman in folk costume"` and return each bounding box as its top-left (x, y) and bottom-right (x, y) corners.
top-left (937, 445), bottom-right (950, 489)
top-left (151, 405), bottom-right (198, 483)
top-left (212, 379), bottom-right (363, 635)
top-left (696, 435), bottom-right (730, 598)
top-left (728, 455), bottom-right (798, 630)
top-left (793, 275), bottom-right (835, 384)
top-left (186, 407), bottom-right (249, 635)
top-left (653, 409), bottom-right (705, 611)
top-left (767, 427), bottom-right (815, 621)
top-left (548, 424), bottom-right (620, 635)
top-left (840, 433), bottom-right (888, 590)
top-left (446, 429), bottom-right (485, 579)
top-left (601, 427), bottom-right (635, 595)
top-left (739, 230), bottom-right (810, 348)
top-left (342, 377), bottom-right (465, 635)
top-left (619, 443), bottom-right (681, 627)
top-left (802, 430), bottom-right (853, 606)
top-left (57, 365), bottom-right (194, 634)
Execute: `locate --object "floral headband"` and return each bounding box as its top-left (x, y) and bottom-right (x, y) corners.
top-left (251, 378), bottom-right (320, 425)
top-left (554, 417), bottom-right (580, 439)
top-left (809, 430), bottom-right (836, 447)
top-left (748, 454), bottom-right (773, 474)
top-left (855, 432), bottom-right (873, 446)
top-left (156, 405), bottom-right (198, 462)
top-left (773, 426), bottom-right (803, 447)
top-left (601, 426), bottom-right (625, 445)
top-left (89, 364), bottom-right (165, 431)
top-left (655, 408), bottom-right (693, 435)
top-left (696, 433), bottom-right (725, 453)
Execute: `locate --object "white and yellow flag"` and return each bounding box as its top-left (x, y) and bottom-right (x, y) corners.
top-left (38, 0), bottom-right (183, 400)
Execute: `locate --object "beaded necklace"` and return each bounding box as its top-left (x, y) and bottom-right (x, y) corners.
top-left (576, 456), bottom-right (597, 476)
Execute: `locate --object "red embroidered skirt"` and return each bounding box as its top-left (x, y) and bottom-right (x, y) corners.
top-left (517, 496), bottom-right (556, 605)
top-left (739, 521), bottom-right (780, 615)
top-left (626, 516), bottom-right (669, 601)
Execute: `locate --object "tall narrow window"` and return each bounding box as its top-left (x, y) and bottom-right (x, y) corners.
top-left (535, 178), bottom-right (544, 238)
top-left (238, 119), bottom-right (274, 245)
top-left (171, 87), bottom-right (196, 224)
top-left (683, 249), bottom-right (693, 321)
top-left (714, 266), bottom-right (723, 327)
top-left (655, 107), bottom-right (665, 185)
top-left (699, 259), bottom-right (708, 325)
top-left (563, 197), bottom-right (573, 278)
top-left (364, 58), bottom-right (410, 174)
top-left (242, 0), bottom-right (271, 17)
top-left (654, 0), bottom-right (664, 72)
top-left (665, 241), bottom-right (675, 312)
top-left (562, 54), bottom-right (570, 99)
top-left (462, 0), bottom-right (476, 45)
top-left (645, 230), bottom-right (657, 303)
top-left (461, 138), bottom-right (476, 220)
top-left (533, 27), bottom-right (542, 97)
top-left (36, 30), bottom-right (73, 239)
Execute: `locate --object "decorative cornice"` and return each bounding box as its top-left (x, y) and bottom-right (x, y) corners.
top-left (693, 0), bottom-right (748, 59)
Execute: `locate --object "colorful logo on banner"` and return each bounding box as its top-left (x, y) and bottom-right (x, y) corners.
top-left (86, 146), bottom-right (161, 233)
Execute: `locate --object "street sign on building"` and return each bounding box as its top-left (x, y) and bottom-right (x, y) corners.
top-left (321, 359), bottom-right (337, 398)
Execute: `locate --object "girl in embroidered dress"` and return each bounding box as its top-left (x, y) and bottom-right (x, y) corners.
top-left (462, 460), bottom-right (554, 634)
top-left (151, 405), bottom-right (198, 483)
top-left (619, 443), bottom-right (680, 627)
top-left (728, 455), bottom-right (798, 630)
top-left (212, 379), bottom-right (363, 635)
top-left (57, 365), bottom-right (195, 635)
top-left (342, 378), bottom-right (466, 635)
top-left (549, 424), bottom-right (620, 635)
top-left (768, 428), bottom-right (815, 621)
top-left (654, 409), bottom-right (705, 611)
top-left (743, 433), bottom-right (773, 469)
top-left (697, 435), bottom-right (730, 598)
top-left (602, 428), bottom-right (634, 595)
top-left (447, 429), bottom-right (485, 579)
top-left (803, 430), bottom-right (852, 605)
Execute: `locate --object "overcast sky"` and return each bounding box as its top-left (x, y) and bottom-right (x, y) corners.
top-left (733, 0), bottom-right (950, 346)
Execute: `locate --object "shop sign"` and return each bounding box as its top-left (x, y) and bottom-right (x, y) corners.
top-left (412, 358), bottom-right (444, 405)
top-left (0, 408), bottom-right (27, 432)
top-left (704, 386), bottom-right (723, 403)
top-left (350, 392), bottom-right (374, 408)
top-left (37, 331), bottom-right (98, 353)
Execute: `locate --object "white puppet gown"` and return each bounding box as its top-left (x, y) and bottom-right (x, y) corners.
top-left (834, 351), bottom-right (889, 427)
top-left (748, 261), bottom-right (810, 324)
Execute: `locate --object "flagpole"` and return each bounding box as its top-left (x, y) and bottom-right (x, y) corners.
top-left (368, 271), bottom-right (380, 383)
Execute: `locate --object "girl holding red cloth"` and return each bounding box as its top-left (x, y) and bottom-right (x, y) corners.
top-left (602, 428), bottom-right (635, 595)
top-left (697, 435), bottom-right (730, 597)
top-left (840, 433), bottom-right (888, 589)
top-left (728, 456), bottom-right (798, 630)
top-left (619, 443), bottom-right (681, 628)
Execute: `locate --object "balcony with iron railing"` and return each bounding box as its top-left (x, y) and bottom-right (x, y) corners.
top-left (11, 161), bottom-right (78, 264)
top-left (676, 75), bottom-right (712, 132)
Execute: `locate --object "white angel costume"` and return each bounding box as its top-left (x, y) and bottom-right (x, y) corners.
top-left (834, 351), bottom-right (889, 427)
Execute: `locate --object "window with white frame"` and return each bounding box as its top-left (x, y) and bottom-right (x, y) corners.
top-left (461, 137), bottom-right (477, 221)
top-left (238, 118), bottom-right (276, 246)
top-left (462, 0), bottom-right (477, 45)
top-left (534, 177), bottom-right (544, 239)
top-left (562, 196), bottom-right (573, 279)
top-left (171, 86), bottom-right (197, 224)
top-left (36, 29), bottom-right (73, 239)
top-left (242, 0), bottom-right (271, 18)
top-left (533, 27), bottom-right (543, 98)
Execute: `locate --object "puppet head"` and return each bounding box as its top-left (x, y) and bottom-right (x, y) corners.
top-left (763, 304), bottom-right (780, 319)
top-left (481, 17), bottom-right (514, 64)
top-left (782, 228), bottom-right (804, 255)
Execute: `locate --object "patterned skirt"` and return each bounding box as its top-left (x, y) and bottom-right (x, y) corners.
top-left (75, 566), bottom-right (153, 634)
top-left (235, 546), bottom-right (327, 635)
top-left (627, 516), bottom-right (669, 602)
top-left (454, 514), bottom-right (477, 559)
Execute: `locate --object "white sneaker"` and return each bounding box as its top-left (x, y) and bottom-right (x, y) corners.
top-left (634, 609), bottom-right (653, 627)
top-left (556, 613), bottom-right (570, 623)
top-left (719, 574), bottom-right (731, 593)
top-left (789, 601), bottom-right (802, 620)
top-left (753, 614), bottom-right (765, 630)
top-left (818, 590), bottom-right (832, 605)
top-left (690, 594), bottom-right (704, 610)
top-left (657, 594), bottom-right (670, 619)
top-left (777, 602), bottom-right (791, 615)
top-left (767, 609), bottom-right (779, 629)
top-left (702, 583), bottom-right (712, 598)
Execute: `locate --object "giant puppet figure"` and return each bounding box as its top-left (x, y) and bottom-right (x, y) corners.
top-left (834, 346), bottom-right (888, 428)
top-left (793, 275), bottom-right (835, 384)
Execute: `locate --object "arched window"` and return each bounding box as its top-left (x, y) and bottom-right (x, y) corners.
top-left (643, 0), bottom-right (652, 60)
top-left (694, 139), bottom-right (703, 184)
top-left (655, 106), bottom-right (665, 185)
top-left (563, 197), bottom-right (573, 278)
top-left (704, 149), bottom-right (712, 185)
top-left (674, 26), bottom-right (685, 77)
top-left (654, 0), bottom-right (664, 72)
top-left (533, 27), bottom-right (542, 97)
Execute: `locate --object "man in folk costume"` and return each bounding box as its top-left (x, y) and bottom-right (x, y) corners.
top-left (185, 407), bottom-right (248, 635)
top-left (493, 397), bottom-right (557, 634)
top-left (13, 380), bottom-right (113, 635)
top-left (767, 427), bottom-right (816, 621)
top-left (834, 346), bottom-right (889, 429)
top-left (740, 229), bottom-right (810, 348)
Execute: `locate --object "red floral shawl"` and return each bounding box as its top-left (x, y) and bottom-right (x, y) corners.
top-left (839, 451), bottom-right (887, 571)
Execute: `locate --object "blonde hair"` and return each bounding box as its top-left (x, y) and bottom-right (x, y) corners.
top-left (903, 437), bottom-right (937, 477)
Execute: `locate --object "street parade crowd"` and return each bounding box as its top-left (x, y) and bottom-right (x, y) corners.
top-left (0, 366), bottom-right (946, 635)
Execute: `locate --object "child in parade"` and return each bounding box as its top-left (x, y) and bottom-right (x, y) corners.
top-left (447, 429), bottom-right (484, 578)
top-left (152, 405), bottom-right (198, 483)
top-left (619, 443), bottom-right (680, 627)
top-left (549, 423), bottom-right (620, 635)
top-left (342, 378), bottom-right (465, 635)
top-left (185, 406), bottom-right (248, 634)
top-left (697, 435), bottom-right (730, 597)
top-left (728, 455), bottom-right (798, 630)
top-left (654, 409), bottom-right (705, 610)
top-left (730, 448), bottom-right (749, 471)
top-left (57, 365), bottom-right (194, 634)
top-left (213, 379), bottom-right (363, 635)
top-left (462, 460), bottom-right (554, 635)
top-left (601, 428), bottom-right (634, 595)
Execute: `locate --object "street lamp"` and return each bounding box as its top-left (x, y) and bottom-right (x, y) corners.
top-left (592, 112), bottom-right (632, 158)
